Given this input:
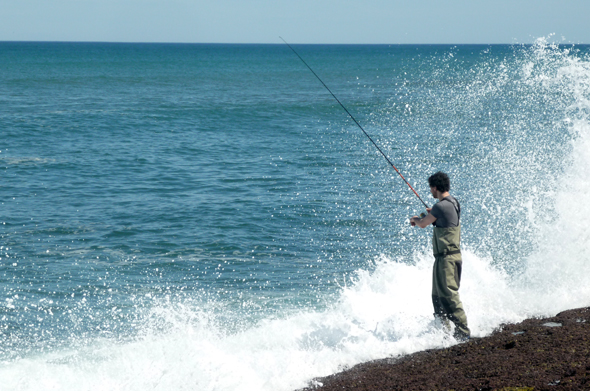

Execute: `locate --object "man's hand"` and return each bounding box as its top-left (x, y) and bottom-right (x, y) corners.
top-left (410, 212), bottom-right (437, 228)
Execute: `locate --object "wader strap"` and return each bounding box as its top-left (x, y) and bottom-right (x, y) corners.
top-left (442, 196), bottom-right (461, 221)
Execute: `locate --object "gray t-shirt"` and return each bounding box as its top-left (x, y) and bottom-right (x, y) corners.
top-left (431, 196), bottom-right (460, 228)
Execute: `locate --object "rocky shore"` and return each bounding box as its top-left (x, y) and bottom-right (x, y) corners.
top-left (300, 307), bottom-right (590, 391)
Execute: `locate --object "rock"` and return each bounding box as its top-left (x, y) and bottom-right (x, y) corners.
top-left (299, 307), bottom-right (590, 391)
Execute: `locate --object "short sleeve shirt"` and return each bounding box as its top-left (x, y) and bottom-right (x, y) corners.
top-left (431, 196), bottom-right (460, 228)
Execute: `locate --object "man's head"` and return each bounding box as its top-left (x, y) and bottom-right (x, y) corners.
top-left (428, 171), bottom-right (450, 193)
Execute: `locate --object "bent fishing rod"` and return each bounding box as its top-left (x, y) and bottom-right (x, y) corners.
top-left (280, 37), bottom-right (429, 209)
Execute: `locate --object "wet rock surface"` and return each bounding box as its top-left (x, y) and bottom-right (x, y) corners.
top-left (299, 307), bottom-right (590, 391)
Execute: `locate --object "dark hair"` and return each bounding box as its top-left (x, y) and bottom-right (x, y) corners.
top-left (428, 171), bottom-right (450, 192)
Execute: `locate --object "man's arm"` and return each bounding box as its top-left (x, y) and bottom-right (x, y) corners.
top-left (410, 211), bottom-right (436, 228)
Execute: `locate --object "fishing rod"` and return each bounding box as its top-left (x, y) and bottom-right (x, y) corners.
top-left (280, 37), bottom-right (429, 209)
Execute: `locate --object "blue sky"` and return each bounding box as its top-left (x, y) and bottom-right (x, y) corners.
top-left (1, 0), bottom-right (589, 44)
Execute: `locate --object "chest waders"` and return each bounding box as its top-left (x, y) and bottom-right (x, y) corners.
top-left (432, 224), bottom-right (470, 338)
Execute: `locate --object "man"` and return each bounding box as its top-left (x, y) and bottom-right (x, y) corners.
top-left (409, 171), bottom-right (470, 340)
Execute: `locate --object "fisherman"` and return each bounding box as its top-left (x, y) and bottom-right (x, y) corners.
top-left (409, 171), bottom-right (470, 340)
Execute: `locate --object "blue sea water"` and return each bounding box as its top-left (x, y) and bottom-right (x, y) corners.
top-left (1, 39), bottom-right (590, 390)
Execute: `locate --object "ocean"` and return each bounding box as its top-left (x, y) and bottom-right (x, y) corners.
top-left (1, 39), bottom-right (590, 390)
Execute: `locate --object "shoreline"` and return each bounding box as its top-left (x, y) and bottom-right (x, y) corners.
top-left (298, 306), bottom-right (590, 390)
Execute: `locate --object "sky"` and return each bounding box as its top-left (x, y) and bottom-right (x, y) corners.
top-left (1, 0), bottom-right (589, 44)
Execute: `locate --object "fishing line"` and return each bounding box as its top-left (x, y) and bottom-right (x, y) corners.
top-left (280, 37), bottom-right (429, 209)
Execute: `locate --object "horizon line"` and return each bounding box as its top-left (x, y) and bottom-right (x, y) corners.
top-left (2, 40), bottom-right (589, 46)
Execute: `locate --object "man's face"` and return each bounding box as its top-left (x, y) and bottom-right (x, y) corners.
top-left (430, 186), bottom-right (437, 198)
